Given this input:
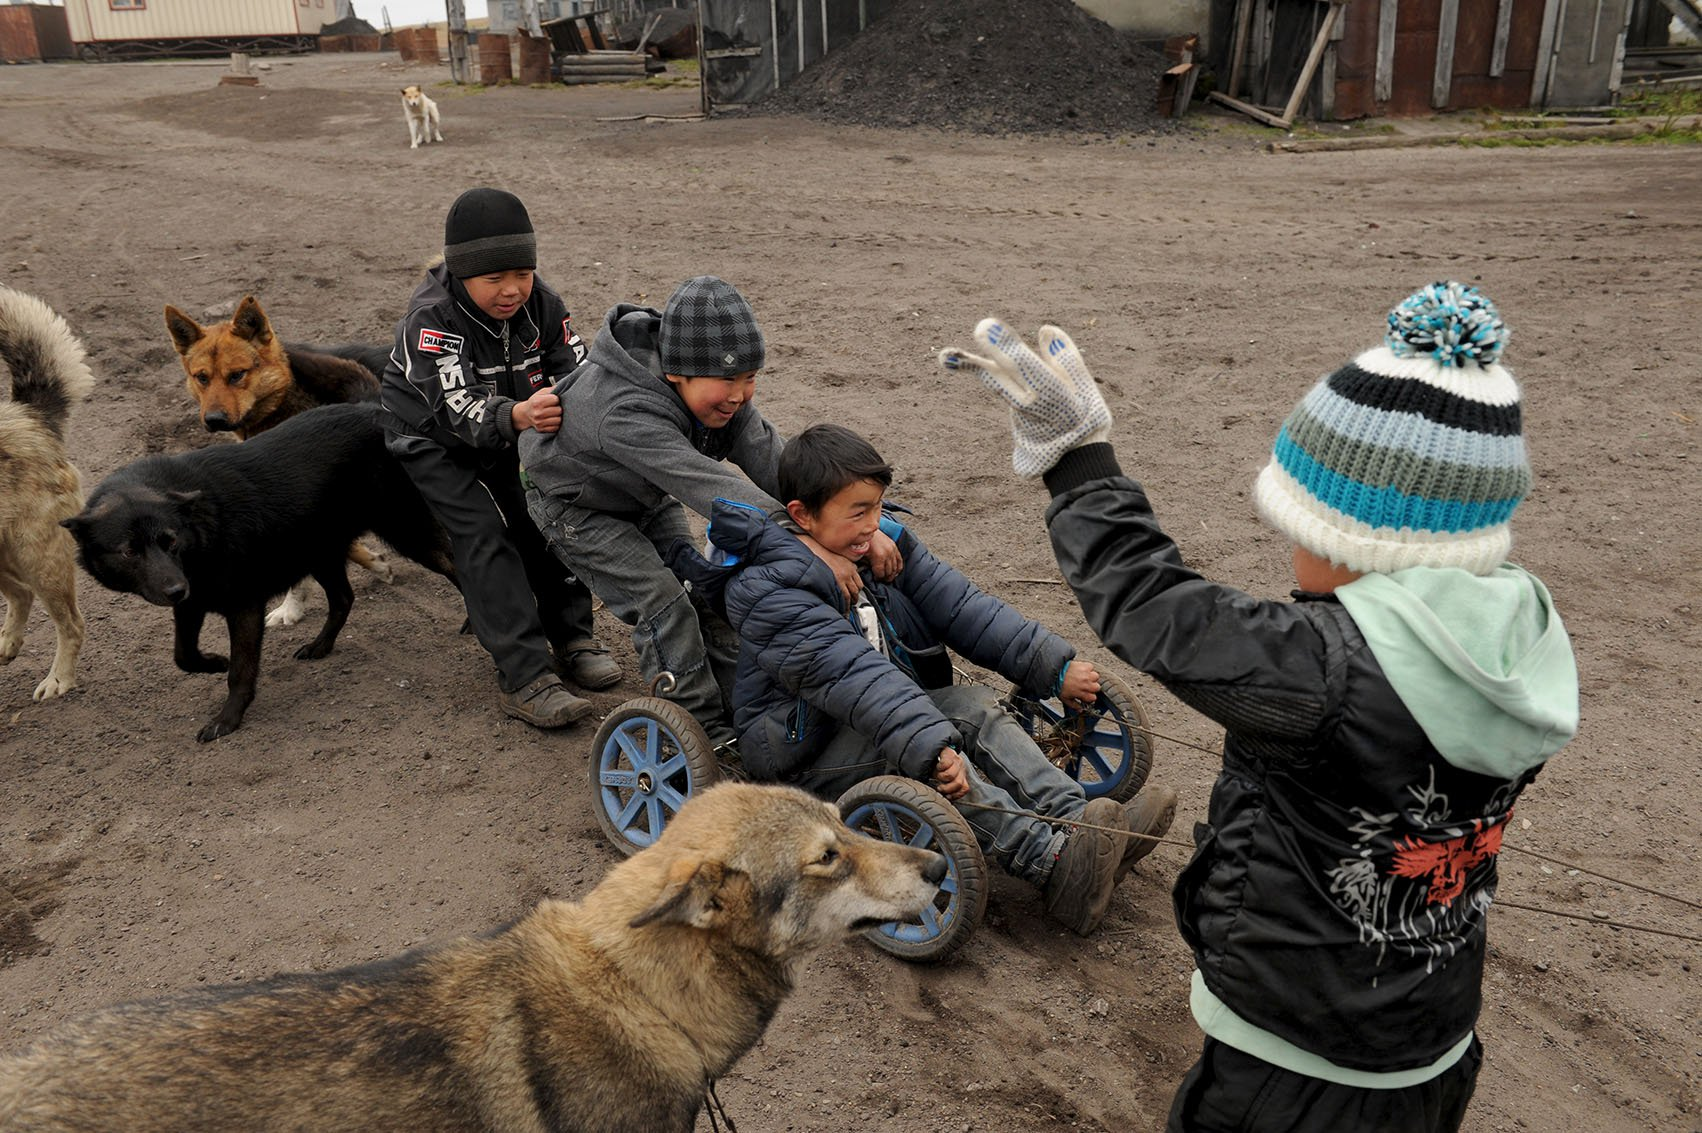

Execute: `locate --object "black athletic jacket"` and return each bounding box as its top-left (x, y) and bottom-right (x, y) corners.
top-left (380, 263), bottom-right (586, 452)
top-left (1041, 443), bottom-right (1552, 1075)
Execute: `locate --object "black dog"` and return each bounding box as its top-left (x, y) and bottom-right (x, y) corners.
top-left (64, 404), bottom-right (455, 741)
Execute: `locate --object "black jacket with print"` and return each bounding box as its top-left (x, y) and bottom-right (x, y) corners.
top-left (380, 263), bottom-right (587, 452)
top-left (1042, 443), bottom-right (1542, 1074)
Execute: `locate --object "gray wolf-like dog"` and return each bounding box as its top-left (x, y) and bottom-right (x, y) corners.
top-left (0, 782), bottom-right (946, 1133)
top-left (0, 286), bottom-right (94, 701)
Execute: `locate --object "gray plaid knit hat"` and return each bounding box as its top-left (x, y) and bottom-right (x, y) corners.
top-left (443, 188), bottom-right (537, 278)
top-left (659, 276), bottom-right (765, 377)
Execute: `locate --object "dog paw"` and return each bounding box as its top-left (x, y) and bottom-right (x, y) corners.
top-left (177, 652), bottom-right (229, 673)
top-left (294, 640), bottom-right (334, 661)
top-left (362, 553), bottom-right (396, 584)
top-left (197, 716), bottom-right (240, 742)
top-left (265, 602), bottom-right (307, 629)
top-left (0, 633), bottom-right (19, 663)
top-left (33, 673), bottom-right (75, 700)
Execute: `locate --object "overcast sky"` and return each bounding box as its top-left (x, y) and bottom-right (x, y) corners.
top-left (358, 1), bottom-right (492, 27)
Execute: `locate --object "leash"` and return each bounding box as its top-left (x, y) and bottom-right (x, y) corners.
top-left (702, 1081), bottom-right (739, 1133)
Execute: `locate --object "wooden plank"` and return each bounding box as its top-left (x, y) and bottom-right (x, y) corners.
top-left (1321, 35), bottom-right (1338, 118)
top-left (1208, 89), bottom-right (1292, 127)
top-left (1491, 0), bottom-right (1513, 76)
top-left (1433, 0), bottom-right (1459, 108)
top-left (1281, 1), bottom-right (1344, 124)
top-left (1376, 0), bottom-right (1398, 103)
top-left (1227, 0), bottom-right (1253, 97)
top-left (1531, 0), bottom-right (1564, 106)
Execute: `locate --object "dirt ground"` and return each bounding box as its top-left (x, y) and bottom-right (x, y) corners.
top-left (2, 52), bottom-right (1699, 1133)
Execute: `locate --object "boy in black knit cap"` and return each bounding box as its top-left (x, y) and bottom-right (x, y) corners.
top-left (380, 187), bottom-right (619, 729)
top-left (520, 276), bottom-right (900, 745)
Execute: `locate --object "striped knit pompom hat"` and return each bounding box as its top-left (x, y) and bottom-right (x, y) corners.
top-left (1252, 281), bottom-right (1530, 576)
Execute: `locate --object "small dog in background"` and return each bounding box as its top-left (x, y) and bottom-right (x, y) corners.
top-left (401, 84), bottom-right (443, 149)
top-left (0, 286), bottom-right (94, 702)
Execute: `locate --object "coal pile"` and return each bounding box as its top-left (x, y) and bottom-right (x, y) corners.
top-left (753, 0), bottom-right (1179, 137)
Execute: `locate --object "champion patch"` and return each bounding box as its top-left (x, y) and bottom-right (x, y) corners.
top-left (417, 328), bottom-right (465, 355)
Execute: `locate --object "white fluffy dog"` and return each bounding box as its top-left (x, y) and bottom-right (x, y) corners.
top-left (400, 85), bottom-right (443, 149)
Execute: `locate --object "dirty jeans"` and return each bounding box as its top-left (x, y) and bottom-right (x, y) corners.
top-left (789, 684), bottom-right (1085, 887)
top-left (526, 491), bottom-right (737, 745)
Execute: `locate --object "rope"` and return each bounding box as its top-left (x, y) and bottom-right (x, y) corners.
top-left (1502, 843), bottom-right (1702, 913)
top-left (953, 799), bottom-right (1196, 850)
top-left (1492, 899), bottom-right (1702, 944)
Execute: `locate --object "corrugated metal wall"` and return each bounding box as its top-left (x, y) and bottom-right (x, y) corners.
top-left (66, 0), bottom-right (321, 43)
top-left (702, 0), bottom-right (896, 105)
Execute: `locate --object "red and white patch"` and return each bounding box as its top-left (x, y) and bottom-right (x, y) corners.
top-left (417, 328), bottom-right (465, 355)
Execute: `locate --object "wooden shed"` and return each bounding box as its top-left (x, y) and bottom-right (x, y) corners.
top-left (0, 4), bottom-right (75, 61)
top-left (65, 0), bottom-right (334, 60)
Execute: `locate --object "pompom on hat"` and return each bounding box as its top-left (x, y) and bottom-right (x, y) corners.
top-left (1252, 282), bottom-right (1531, 576)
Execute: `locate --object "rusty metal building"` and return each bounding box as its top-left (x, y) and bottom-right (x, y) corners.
top-left (1213, 0), bottom-right (1644, 118)
top-left (0, 4), bottom-right (75, 61)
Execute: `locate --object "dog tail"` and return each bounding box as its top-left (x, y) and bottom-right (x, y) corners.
top-left (0, 286), bottom-right (96, 440)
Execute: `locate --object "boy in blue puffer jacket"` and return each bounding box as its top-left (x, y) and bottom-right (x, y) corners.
top-left (942, 283), bottom-right (1579, 1132)
top-left (707, 424), bottom-right (1179, 937)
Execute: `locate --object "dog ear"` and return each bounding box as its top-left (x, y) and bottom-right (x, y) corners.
top-left (164, 306), bottom-right (204, 356)
top-left (630, 858), bottom-right (745, 930)
top-left (230, 296), bottom-right (272, 345)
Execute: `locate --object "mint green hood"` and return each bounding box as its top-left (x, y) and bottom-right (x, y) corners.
top-left (1336, 564), bottom-right (1578, 779)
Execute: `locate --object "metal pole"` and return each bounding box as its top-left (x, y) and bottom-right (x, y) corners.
top-left (446, 0), bottom-right (468, 84)
top-left (697, 0), bottom-right (710, 117)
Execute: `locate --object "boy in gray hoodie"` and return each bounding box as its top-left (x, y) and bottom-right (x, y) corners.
top-left (942, 283), bottom-right (1579, 1133)
top-left (520, 276), bottom-right (896, 743)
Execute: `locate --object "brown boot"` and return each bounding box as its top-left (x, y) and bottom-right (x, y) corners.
top-left (498, 673), bottom-right (594, 728)
top-left (1115, 785), bottom-right (1178, 883)
top-left (1042, 797), bottom-right (1124, 936)
top-left (553, 640), bottom-right (621, 691)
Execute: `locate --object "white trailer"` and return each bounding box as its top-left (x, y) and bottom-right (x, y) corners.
top-left (66, 0), bottom-right (334, 60)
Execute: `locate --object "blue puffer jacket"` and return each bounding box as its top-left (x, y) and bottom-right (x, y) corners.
top-left (707, 500), bottom-right (1075, 784)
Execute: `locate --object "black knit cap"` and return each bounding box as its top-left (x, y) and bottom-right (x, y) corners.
top-left (659, 276), bottom-right (766, 377)
top-left (443, 187), bottom-right (537, 278)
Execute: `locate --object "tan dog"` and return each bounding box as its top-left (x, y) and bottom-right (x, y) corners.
top-left (401, 83), bottom-right (443, 149)
top-left (0, 286), bottom-right (93, 701)
top-left (0, 782), bottom-right (945, 1131)
top-left (165, 295), bottom-right (395, 628)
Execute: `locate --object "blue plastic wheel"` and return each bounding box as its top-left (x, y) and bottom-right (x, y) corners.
top-left (837, 775), bottom-right (986, 963)
top-left (589, 697), bottom-right (719, 856)
top-left (1008, 671), bottom-right (1153, 803)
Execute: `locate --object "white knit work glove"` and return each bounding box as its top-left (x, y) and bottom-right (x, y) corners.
top-left (939, 319), bottom-right (1112, 479)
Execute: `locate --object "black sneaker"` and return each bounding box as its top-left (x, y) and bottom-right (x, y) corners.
top-left (499, 674), bottom-right (594, 728)
top-left (1042, 797), bottom-right (1123, 936)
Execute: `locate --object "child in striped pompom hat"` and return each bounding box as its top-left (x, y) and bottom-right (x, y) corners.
top-left (944, 281), bottom-right (1578, 1133)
